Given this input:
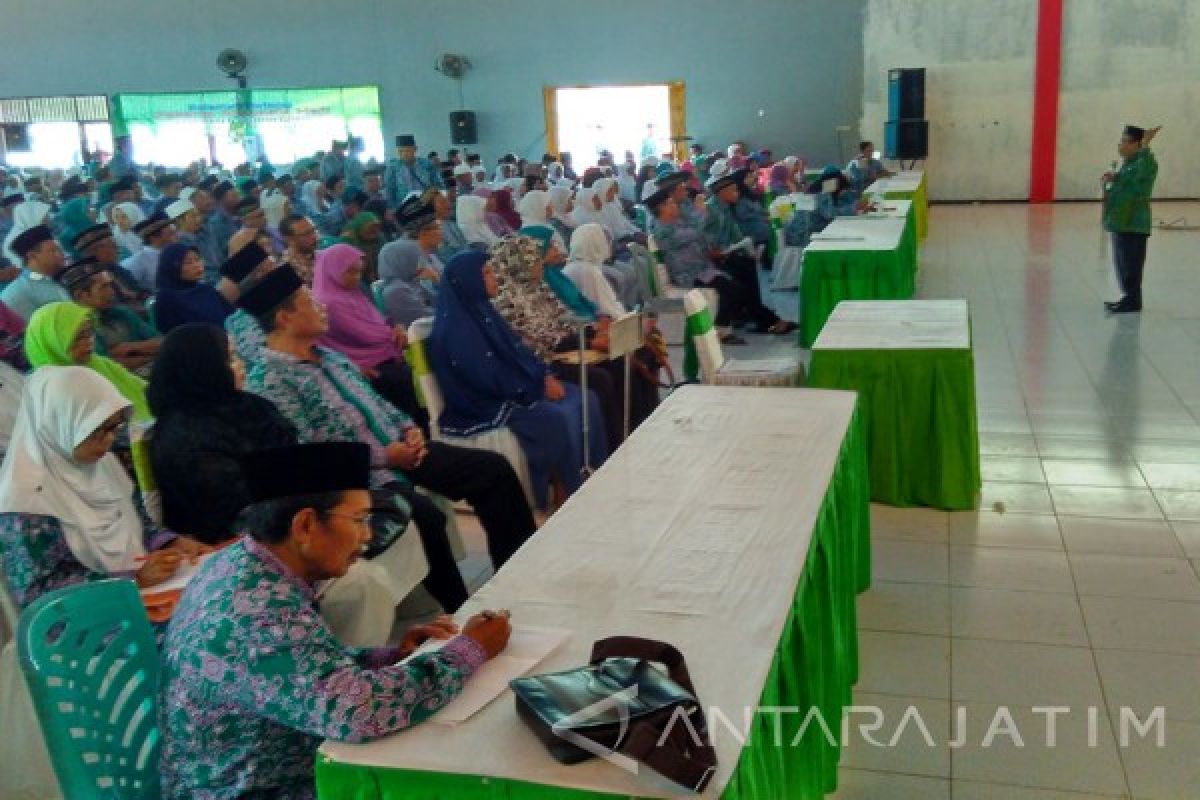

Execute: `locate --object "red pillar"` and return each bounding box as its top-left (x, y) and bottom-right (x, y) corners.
top-left (1029, 0), bottom-right (1064, 202)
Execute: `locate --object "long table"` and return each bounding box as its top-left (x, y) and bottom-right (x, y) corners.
top-left (317, 386), bottom-right (871, 799)
top-left (799, 203), bottom-right (918, 347)
top-left (868, 170), bottom-right (928, 239)
top-left (809, 300), bottom-right (980, 510)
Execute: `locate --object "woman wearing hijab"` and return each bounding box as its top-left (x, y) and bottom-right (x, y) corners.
top-left (338, 210), bottom-right (384, 284)
top-left (491, 232), bottom-right (621, 452)
top-left (147, 324), bottom-right (297, 545)
top-left (457, 194), bottom-right (501, 248)
top-left (570, 186), bottom-right (609, 232)
top-left (492, 187), bottom-right (522, 232)
top-left (24, 301), bottom-right (151, 420)
top-left (55, 195), bottom-right (95, 254)
top-left (154, 243), bottom-right (234, 333)
top-left (593, 178), bottom-right (641, 241)
top-left (517, 189), bottom-right (554, 232)
top-left (546, 186), bottom-right (576, 247)
top-left (2, 199), bottom-right (53, 264)
top-left (0, 366), bottom-right (206, 610)
top-left (767, 163), bottom-right (793, 200)
top-left (733, 167), bottom-right (774, 266)
top-left (428, 251), bottom-right (605, 510)
top-left (108, 201), bottom-right (145, 259)
top-left (562, 223), bottom-right (627, 320)
top-left (378, 239), bottom-right (436, 326)
top-left (312, 243), bottom-right (427, 430)
top-left (427, 190), bottom-right (467, 263)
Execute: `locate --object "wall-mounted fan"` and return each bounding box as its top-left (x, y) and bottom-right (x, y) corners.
top-left (434, 53), bottom-right (472, 80)
top-left (217, 49), bottom-right (249, 86)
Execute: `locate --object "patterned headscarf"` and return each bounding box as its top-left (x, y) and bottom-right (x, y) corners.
top-left (488, 235), bottom-right (574, 361)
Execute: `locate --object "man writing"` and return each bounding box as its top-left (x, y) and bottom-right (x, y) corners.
top-left (1102, 124), bottom-right (1160, 313)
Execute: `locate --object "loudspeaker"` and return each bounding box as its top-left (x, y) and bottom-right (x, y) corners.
top-left (887, 68), bottom-right (925, 120)
top-left (884, 119), bottom-right (928, 160)
top-left (449, 110), bottom-right (477, 145)
top-left (1, 124), bottom-right (30, 152)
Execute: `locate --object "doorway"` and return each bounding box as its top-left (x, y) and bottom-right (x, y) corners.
top-left (543, 82), bottom-right (686, 170)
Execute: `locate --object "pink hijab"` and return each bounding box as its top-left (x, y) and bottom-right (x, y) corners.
top-left (311, 243), bottom-right (398, 369)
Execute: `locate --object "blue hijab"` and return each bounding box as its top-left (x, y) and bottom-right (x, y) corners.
top-left (154, 244), bottom-right (233, 333)
top-left (427, 250), bottom-right (546, 434)
top-left (519, 224), bottom-right (597, 321)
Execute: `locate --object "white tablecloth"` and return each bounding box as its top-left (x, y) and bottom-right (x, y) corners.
top-left (812, 299), bottom-right (970, 350)
top-left (867, 170), bottom-right (924, 195)
top-left (805, 215), bottom-right (907, 252)
top-left (320, 386), bottom-right (858, 798)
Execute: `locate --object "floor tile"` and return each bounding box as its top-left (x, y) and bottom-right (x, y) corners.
top-left (1094, 649), bottom-right (1200, 723)
top-left (950, 587), bottom-right (1088, 646)
top-left (831, 769), bottom-right (949, 799)
top-left (840, 693), bottom-right (950, 778)
top-left (1130, 441), bottom-right (1200, 463)
top-left (1174, 522), bottom-right (1200, 557)
top-left (872, 540), bottom-right (948, 585)
top-left (1153, 490), bottom-right (1200, 521)
top-left (1138, 462), bottom-right (1200, 491)
top-left (951, 639), bottom-right (1103, 707)
top-left (951, 783), bottom-right (1125, 800)
top-left (857, 632), bottom-right (950, 700)
top-left (869, 504), bottom-right (950, 543)
top-left (1040, 459), bottom-right (1146, 488)
top-left (1058, 516), bottom-right (1183, 556)
top-left (981, 456), bottom-right (1045, 484)
top-left (979, 432), bottom-right (1038, 458)
top-left (857, 581), bottom-right (950, 636)
top-left (1080, 595), bottom-right (1200, 655)
top-left (949, 512), bottom-right (1063, 550)
top-left (1036, 436), bottom-right (1129, 461)
top-left (950, 703), bottom-right (1128, 795)
top-left (981, 482), bottom-right (1055, 514)
top-left (950, 547), bottom-right (1075, 593)
top-left (1069, 553), bottom-right (1200, 601)
top-left (1119, 717), bottom-right (1200, 799)
top-left (1049, 486), bottom-right (1163, 520)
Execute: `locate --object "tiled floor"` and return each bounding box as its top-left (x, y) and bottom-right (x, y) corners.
top-left (832, 202), bottom-right (1200, 799)
top-left (454, 202), bottom-right (1200, 798)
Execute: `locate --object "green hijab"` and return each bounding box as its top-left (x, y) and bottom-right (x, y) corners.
top-left (519, 224), bottom-right (597, 321)
top-left (339, 211), bottom-right (381, 244)
top-left (24, 302), bottom-right (151, 421)
top-left (56, 197), bottom-right (94, 254)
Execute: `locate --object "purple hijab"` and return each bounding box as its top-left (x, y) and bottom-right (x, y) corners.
top-left (311, 243), bottom-right (399, 369)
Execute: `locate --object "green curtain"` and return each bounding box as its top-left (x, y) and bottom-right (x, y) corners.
top-left (315, 410), bottom-right (872, 800)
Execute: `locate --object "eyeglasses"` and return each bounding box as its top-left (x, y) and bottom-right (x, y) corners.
top-left (92, 418), bottom-right (126, 439)
top-left (322, 511), bottom-right (375, 530)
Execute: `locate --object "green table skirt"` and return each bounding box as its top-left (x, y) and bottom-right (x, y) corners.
top-left (883, 176), bottom-right (928, 240)
top-left (809, 348), bottom-right (980, 510)
top-left (799, 220), bottom-right (918, 348)
top-left (316, 410), bottom-right (872, 800)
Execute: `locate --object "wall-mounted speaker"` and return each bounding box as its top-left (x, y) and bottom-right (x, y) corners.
top-left (885, 119), bottom-right (928, 160)
top-left (450, 110), bottom-right (477, 145)
top-left (887, 68), bottom-right (925, 120)
top-left (2, 124), bottom-right (31, 152)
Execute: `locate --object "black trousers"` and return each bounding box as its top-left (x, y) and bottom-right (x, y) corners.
top-left (1112, 232), bottom-right (1149, 304)
top-left (406, 440), bottom-right (536, 577)
top-left (695, 273), bottom-right (780, 330)
top-left (551, 361), bottom-right (620, 453)
top-left (370, 358), bottom-right (430, 437)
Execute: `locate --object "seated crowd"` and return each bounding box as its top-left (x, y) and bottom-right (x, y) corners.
top-left (0, 134), bottom-right (877, 797)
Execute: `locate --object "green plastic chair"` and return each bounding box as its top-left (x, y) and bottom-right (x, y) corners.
top-left (17, 579), bottom-right (161, 799)
top-left (371, 278), bottom-right (386, 314)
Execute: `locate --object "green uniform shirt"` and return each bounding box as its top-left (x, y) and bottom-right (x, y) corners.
top-left (1103, 147), bottom-right (1157, 235)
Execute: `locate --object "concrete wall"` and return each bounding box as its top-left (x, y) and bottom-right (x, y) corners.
top-left (862, 0), bottom-right (1197, 202)
top-left (0, 0), bottom-right (866, 169)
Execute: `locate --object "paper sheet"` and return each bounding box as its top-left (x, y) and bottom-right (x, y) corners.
top-left (138, 553), bottom-right (212, 596)
top-left (409, 625), bottom-right (571, 725)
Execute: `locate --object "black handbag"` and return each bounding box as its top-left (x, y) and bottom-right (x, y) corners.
top-left (362, 486), bottom-right (412, 559)
top-left (509, 636), bottom-right (717, 793)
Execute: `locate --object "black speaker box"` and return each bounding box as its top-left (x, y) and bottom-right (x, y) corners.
top-left (887, 68), bottom-right (925, 120)
top-left (2, 124), bottom-right (31, 152)
top-left (450, 110), bottom-right (477, 145)
top-left (884, 119), bottom-right (928, 160)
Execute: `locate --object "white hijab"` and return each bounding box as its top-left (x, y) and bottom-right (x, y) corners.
top-left (564, 223), bottom-right (625, 319)
top-left (571, 187), bottom-right (609, 231)
top-left (547, 187), bottom-right (576, 228)
top-left (593, 178), bottom-right (638, 237)
top-left (301, 179), bottom-right (328, 213)
top-left (517, 189), bottom-right (551, 228)
top-left (456, 194), bottom-right (499, 245)
top-left (109, 201), bottom-right (145, 256)
top-left (2, 200), bottom-right (52, 263)
top-left (261, 189), bottom-right (290, 229)
top-left (0, 366), bottom-right (144, 573)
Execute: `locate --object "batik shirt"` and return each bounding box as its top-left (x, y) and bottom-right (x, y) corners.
top-left (0, 270), bottom-right (70, 321)
top-left (437, 219), bottom-right (469, 264)
top-left (160, 537), bottom-right (486, 799)
top-left (649, 217), bottom-right (720, 288)
top-left (93, 304), bottom-right (158, 357)
top-left (225, 308), bottom-right (267, 364)
top-left (244, 345), bottom-right (415, 488)
top-left (0, 499), bottom-right (173, 610)
top-left (701, 196), bottom-right (746, 250)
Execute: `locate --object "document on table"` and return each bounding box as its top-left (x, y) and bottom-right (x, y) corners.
top-left (408, 625), bottom-right (571, 725)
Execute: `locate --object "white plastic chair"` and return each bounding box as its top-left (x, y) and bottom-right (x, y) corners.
top-left (407, 318), bottom-right (536, 509)
top-left (682, 290), bottom-right (805, 387)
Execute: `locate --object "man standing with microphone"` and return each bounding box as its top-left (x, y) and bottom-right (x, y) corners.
top-left (1102, 124), bottom-right (1159, 313)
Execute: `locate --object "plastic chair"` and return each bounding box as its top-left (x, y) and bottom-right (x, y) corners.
top-left (371, 279), bottom-right (385, 314)
top-left (682, 289), bottom-right (805, 387)
top-left (17, 579), bottom-right (161, 799)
